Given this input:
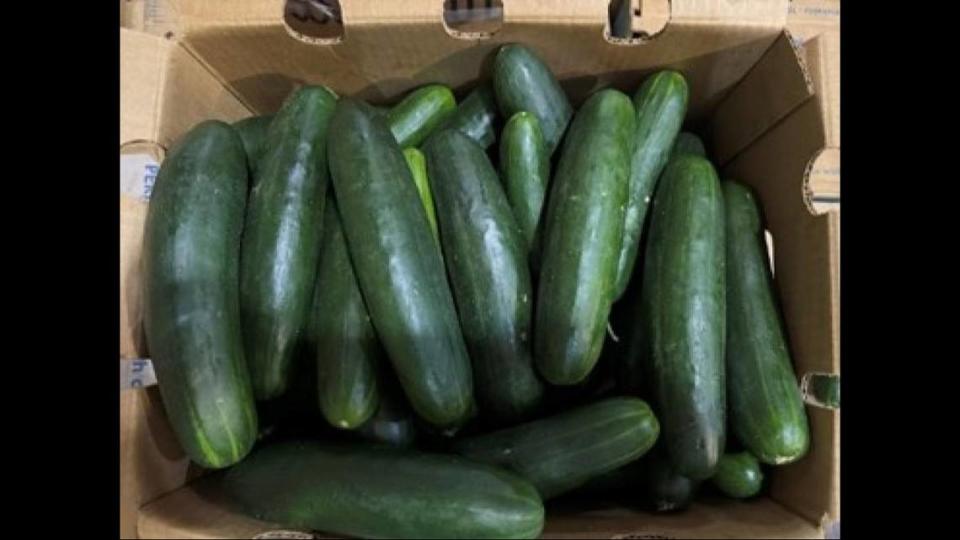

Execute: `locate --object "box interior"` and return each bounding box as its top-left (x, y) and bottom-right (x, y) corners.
top-left (120, 2), bottom-right (839, 537)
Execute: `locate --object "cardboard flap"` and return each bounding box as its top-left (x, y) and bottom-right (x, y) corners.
top-left (121, 28), bottom-right (171, 146)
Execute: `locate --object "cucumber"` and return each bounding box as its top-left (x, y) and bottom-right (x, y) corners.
top-left (403, 148), bottom-right (439, 244)
top-left (327, 98), bottom-right (475, 429)
top-left (453, 397), bottom-right (659, 499)
top-left (711, 452), bottom-right (764, 499)
top-left (388, 84), bottom-right (456, 148)
top-left (670, 131), bottom-right (706, 159)
top-left (142, 120), bottom-right (257, 469)
top-left (499, 112), bottom-right (549, 263)
top-left (423, 130), bottom-right (544, 422)
top-left (492, 44), bottom-right (573, 155)
top-left (220, 441), bottom-right (545, 539)
top-left (535, 89), bottom-right (634, 385)
top-left (231, 114), bottom-right (273, 176)
top-left (643, 448), bottom-right (700, 512)
top-left (441, 83), bottom-right (499, 149)
top-left (613, 71), bottom-right (688, 300)
top-left (240, 86), bottom-right (337, 401)
top-left (640, 154), bottom-right (726, 480)
top-left (312, 194), bottom-right (381, 430)
top-left (723, 180), bottom-right (810, 464)
top-left (357, 378), bottom-right (418, 448)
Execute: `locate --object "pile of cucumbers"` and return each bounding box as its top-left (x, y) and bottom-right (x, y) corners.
top-left (142, 43), bottom-right (810, 539)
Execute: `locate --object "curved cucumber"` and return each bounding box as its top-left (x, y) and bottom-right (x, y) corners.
top-left (388, 84), bottom-right (456, 148)
top-left (232, 114), bottom-right (273, 177)
top-left (613, 71), bottom-right (688, 300)
top-left (499, 112), bottom-right (549, 264)
top-left (724, 180), bottom-right (810, 465)
top-left (240, 86), bottom-right (337, 401)
top-left (492, 44), bottom-right (573, 155)
top-left (423, 130), bottom-right (544, 422)
top-left (535, 89), bottom-right (634, 385)
top-left (441, 83), bottom-right (499, 149)
top-left (327, 98), bottom-right (475, 429)
top-left (143, 120), bottom-right (257, 469)
top-left (641, 154), bottom-right (726, 480)
top-left (453, 397), bottom-right (659, 499)
top-left (403, 148), bottom-right (439, 244)
top-left (313, 195), bottom-right (381, 430)
top-left (670, 131), bottom-right (706, 159)
top-left (712, 451), bottom-right (764, 499)
top-left (220, 441), bottom-right (545, 539)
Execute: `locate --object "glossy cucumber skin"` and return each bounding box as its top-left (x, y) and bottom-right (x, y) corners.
top-left (240, 86), bottom-right (337, 401)
top-left (670, 131), bottom-right (706, 159)
top-left (313, 194), bottom-right (381, 430)
top-left (358, 378), bottom-right (418, 449)
top-left (441, 83), bottom-right (499, 149)
top-left (423, 130), bottom-right (545, 423)
top-left (613, 71), bottom-right (688, 300)
top-left (327, 98), bottom-right (475, 429)
top-left (492, 44), bottom-right (573, 155)
top-left (453, 397), bottom-right (660, 499)
top-left (535, 89), bottom-right (634, 385)
top-left (232, 114), bottom-right (274, 177)
top-left (723, 180), bottom-right (809, 465)
top-left (641, 154), bottom-right (726, 480)
top-left (499, 112), bottom-right (549, 264)
top-left (143, 120), bottom-right (257, 469)
top-left (220, 441), bottom-right (546, 539)
top-left (712, 451), bottom-right (764, 499)
top-left (403, 147), bottom-right (440, 244)
top-left (388, 84), bottom-right (457, 148)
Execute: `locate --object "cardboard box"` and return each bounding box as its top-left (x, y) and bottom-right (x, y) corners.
top-left (120, 1), bottom-right (840, 537)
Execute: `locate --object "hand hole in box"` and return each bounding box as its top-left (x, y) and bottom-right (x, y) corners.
top-left (443, 0), bottom-right (502, 39)
top-left (283, 0), bottom-right (344, 44)
top-left (607, 0), bottom-right (670, 42)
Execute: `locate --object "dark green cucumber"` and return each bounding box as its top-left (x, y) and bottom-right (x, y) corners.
top-left (535, 89), bottom-right (634, 385)
top-left (640, 154), bottom-right (726, 480)
top-left (231, 114), bottom-right (273, 176)
top-left (388, 84), bottom-right (456, 148)
top-left (492, 44), bottom-right (573, 155)
top-left (441, 83), bottom-right (499, 149)
top-left (499, 112), bottom-right (549, 262)
top-left (711, 452), bottom-right (764, 499)
top-left (327, 98), bottom-right (474, 429)
top-left (313, 194), bottom-right (381, 430)
top-left (613, 71), bottom-right (688, 300)
top-left (220, 441), bottom-right (545, 539)
top-left (358, 378), bottom-right (418, 448)
top-left (670, 131), bottom-right (706, 159)
top-left (723, 180), bottom-right (809, 464)
top-left (143, 120), bottom-right (257, 469)
top-left (453, 397), bottom-right (659, 499)
top-left (643, 448), bottom-right (700, 512)
top-left (423, 130), bottom-right (544, 422)
top-left (403, 148), bottom-right (439, 244)
top-left (240, 86), bottom-right (337, 401)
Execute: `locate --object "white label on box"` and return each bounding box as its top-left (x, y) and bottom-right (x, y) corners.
top-left (120, 358), bottom-right (157, 390)
top-left (120, 153), bottom-right (161, 201)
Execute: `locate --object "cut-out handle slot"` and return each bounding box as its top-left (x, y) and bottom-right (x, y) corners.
top-left (284, 0), bottom-right (344, 42)
top-left (443, 0), bottom-right (503, 38)
top-left (608, 0), bottom-right (670, 40)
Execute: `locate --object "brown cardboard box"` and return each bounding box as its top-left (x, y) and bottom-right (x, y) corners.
top-left (120, 1), bottom-right (840, 537)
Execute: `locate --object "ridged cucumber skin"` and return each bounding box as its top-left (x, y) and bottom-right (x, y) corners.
top-left (312, 195), bottom-right (381, 430)
top-left (453, 397), bottom-right (660, 499)
top-left (143, 120), bottom-right (257, 469)
top-left (219, 441), bottom-right (546, 539)
top-left (612, 71), bottom-right (688, 300)
top-left (492, 44), bottom-right (573, 155)
top-left (723, 180), bottom-right (810, 465)
top-left (423, 129), bottom-right (545, 423)
top-left (388, 84), bottom-right (457, 148)
top-left (534, 89), bottom-right (634, 386)
top-left (641, 154), bottom-right (726, 480)
top-left (327, 98), bottom-right (475, 429)
top-left (499, 111), bottom-right (550, 265)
